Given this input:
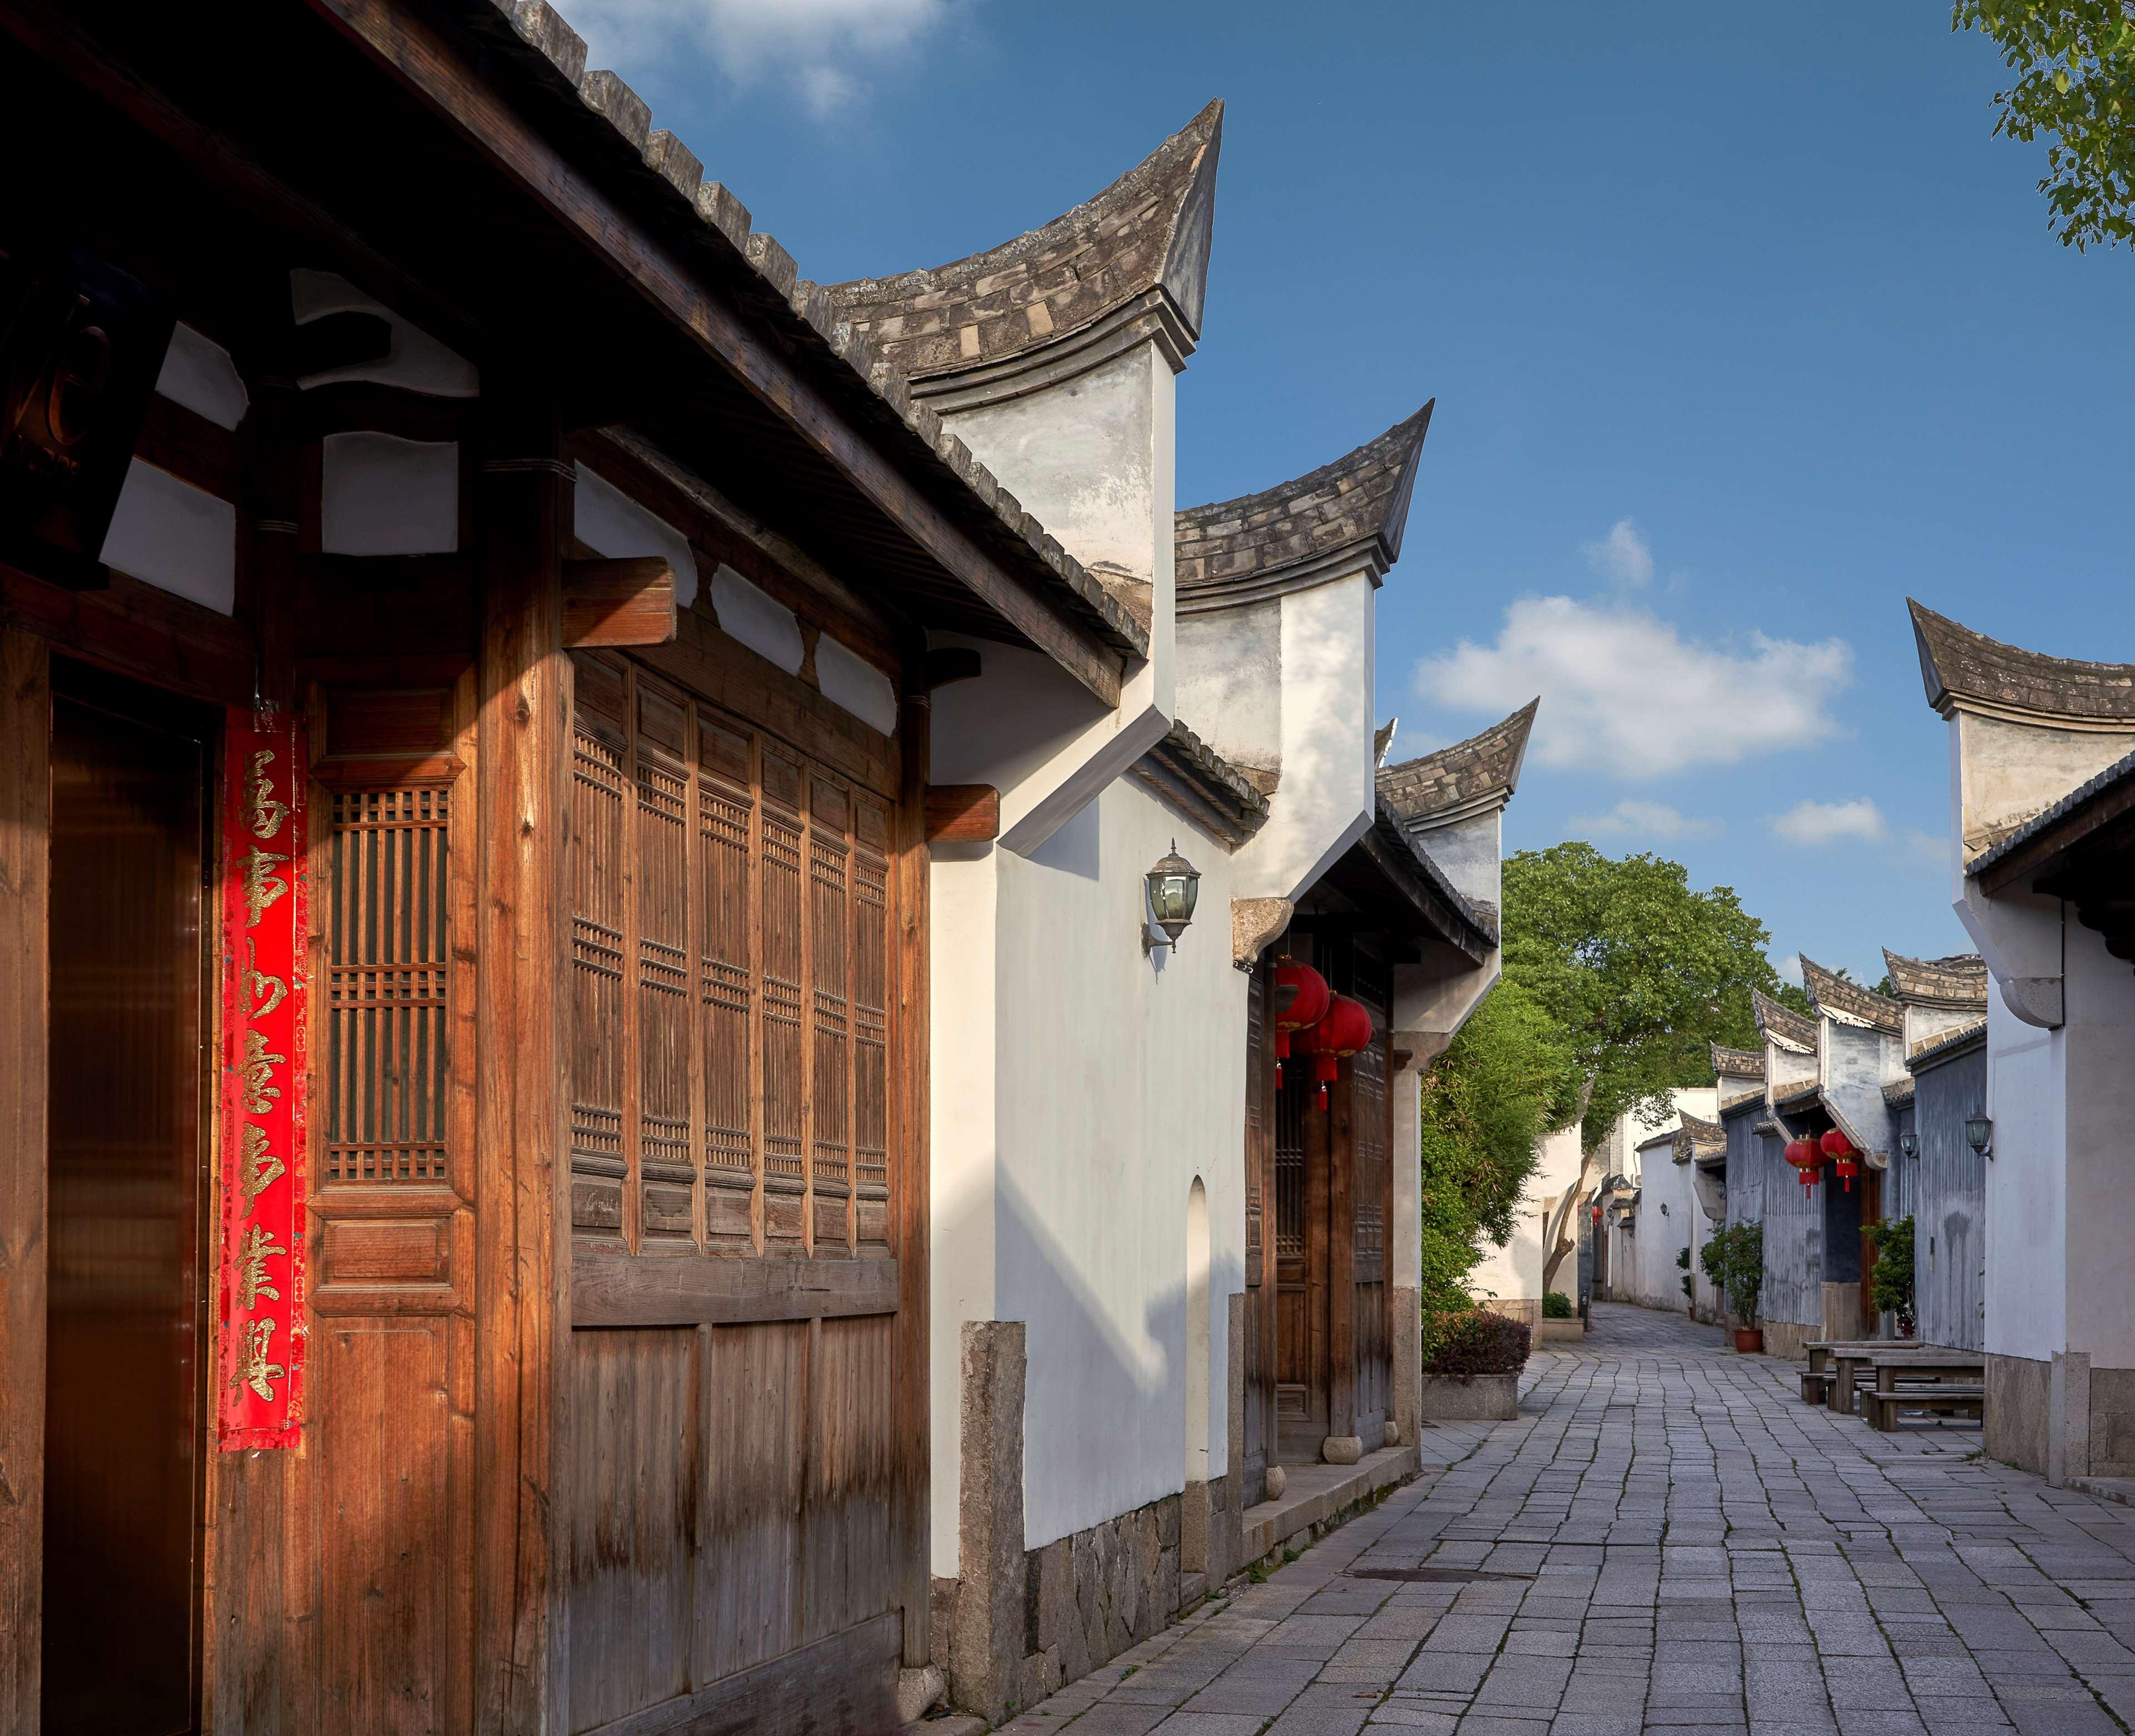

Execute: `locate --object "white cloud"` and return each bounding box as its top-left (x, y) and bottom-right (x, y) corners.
top-left (1412, 596), bottom-right (1852, 779)
top-left (1768, 797), bottom-right (1888, 847)
top-left (1567, 799), bottom-right (1722, 841)
top-left (565, 0), bottom-right (952, 111)
top-left (1582, 518), bottom-right (1653, 588)
top-left (1900, 827), bottom-right (1948, 865)
top-left (1775, 953), bottom-right (1805, 986)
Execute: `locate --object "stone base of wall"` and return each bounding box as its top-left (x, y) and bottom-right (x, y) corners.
top-left (934, 1483), bottom-right (1236, 1719)
top-left (1480, 1297), bottom-right (1542, 1334)
top-left (1988, 1352), bottom-right (2048, 1477)
top-left (1756, 1319), bottom-right (1811, 1361)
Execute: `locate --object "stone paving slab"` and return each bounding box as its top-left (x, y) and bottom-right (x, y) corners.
top-left (998, 1303), bottom-right (2135, 1735)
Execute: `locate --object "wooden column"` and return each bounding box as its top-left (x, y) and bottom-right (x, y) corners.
top-left (472, 404), bottom-right (572, 1735)
top-left (895, 680), bottom-right (931, 1668)
top-left (0, 626), bottom-right (49, 1736)
top-left (1325, 1071), bottom-right (1358, 1455)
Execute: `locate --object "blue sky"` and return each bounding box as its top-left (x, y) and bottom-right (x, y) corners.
top-left (562, 0), bottom-right (2135, 985)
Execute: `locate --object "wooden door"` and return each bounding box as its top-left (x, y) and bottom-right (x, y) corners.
top-left (562, 643), bottom-right (919, 1734)
top-left (45, 666), bottom-right (209, 1735)
top-left (1273, 1050), bottom-right (1323, 1464)
top-left (1858, 1169), bottom-right (1883, 1336)
top-left (1348, 998), bottom-right (1391, 1444)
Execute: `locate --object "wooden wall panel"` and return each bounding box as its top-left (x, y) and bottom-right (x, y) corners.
top-left (567, 1330), bottom-right (700, 1736)
top-left (801, 1314), bottom-right (901, 1650)
top-left (0, 627), bottom-right (49, 1731)
top-left (694, 1322), bottom-right (808, 1684)
top-left (309, 1319), bottom-right (455, 1736)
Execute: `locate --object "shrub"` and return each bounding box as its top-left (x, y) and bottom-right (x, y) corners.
top-left (1698, 1223), bottom-right (1764, 1324)
top-left (1865, 1214), bottom-right (1917, 1337)
top-left (1675, 1245), bottom-right (1691, 1270)
top-left (1542, 1291), bottom-right (1573, 1319)
top-left (1425, 1310), bottom-right (1531, 1378)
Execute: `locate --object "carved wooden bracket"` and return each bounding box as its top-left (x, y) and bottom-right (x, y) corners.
top-left (562, 556), bottom-right (677, 648)
top-left (1230, 896), bottom-right (1292, 972)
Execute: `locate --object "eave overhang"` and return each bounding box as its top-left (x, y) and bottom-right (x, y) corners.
top-left (1908, 1017), bottom-right (1988, 1074)
top-left (1752, 989), bottom-right (1819, 1055)
top-left (1127, 719), bottom-right (1270, 849)
top-left (1911, 597), bottom-right (2135, 729)
top-left (1880, 948), bottom-right (1989, 1011)
top-left (57, 0), bottom-right (1150, 704)
top-left (1969, 746), bottom-right (2135, 896)
top-left (1310, 802), bottom-right (1495, 968)
top-left (1799, 956), bottom-right (1902, 1035)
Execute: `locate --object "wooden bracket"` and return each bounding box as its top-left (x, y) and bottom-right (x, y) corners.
top-left (562, 556), bottom-right (677, 648)
top-left (925, 784), bottom-right (1000, 843)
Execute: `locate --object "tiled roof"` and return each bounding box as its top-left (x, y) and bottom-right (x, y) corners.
top-left (1378, 701), bottom-right (1540, 828)
top-left (825, 101), bottom-right (1222, 385)
top-left (1881, 948), bottom-right (1988, 1010)
top-left (1910, 599), bottom-right (2135, 723)
top-left (1710, 1043), bottom-right (1765, 1079)
top-left (1175, 406), bottom-right (1433, 606)
top-left (1672, 1114), bottom-right (1727, 1165)
top-left (1800, 955), bottom-right (1902, 1035)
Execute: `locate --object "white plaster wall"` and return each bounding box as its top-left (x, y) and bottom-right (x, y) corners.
top-left (927, 775), bottom-right (1246, 1572)
top-left (1983, 973), bottom-right (2065, 1365)
top-left (2058, 927), bottom-right (2135, 1369)
top-left (101, 459), bottom-right (236, 614)
top-left (1176, 599), bottom-right (1279, 777)
top-left (1230, 573), bottom-right (1376, 903)
top-left (933, 345), bottom-right (1176, 855)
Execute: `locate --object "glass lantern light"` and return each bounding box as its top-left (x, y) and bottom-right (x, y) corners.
top-left (1142, 839), bottom-right (1201, 953)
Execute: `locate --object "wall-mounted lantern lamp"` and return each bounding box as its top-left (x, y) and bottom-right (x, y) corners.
top-left (1142, 839), bottom-right (1201, 954)
top-left (1899, 1131), bottom-right (1920, 1159)
top-left (1659, 1201), bottom-right (1670, 1216)
top-left (1965, 1113), bottom-right (1994, 1159)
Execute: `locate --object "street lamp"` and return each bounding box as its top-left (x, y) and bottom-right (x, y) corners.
top-left (1965, 1114), bottom-right (1994, 1160)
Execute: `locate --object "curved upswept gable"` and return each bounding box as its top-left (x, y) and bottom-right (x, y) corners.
top-left (1376, 699), bottom-right (1539, 829)
top-left (1799, 956), bottom-right (1902, 1035)
top-left (1880, 948), bottom-right (1987, 1010)
top-left (1176, 404), bottom-right (1434, 609)
top-left (1910, 599), bottom-right (2135, 725)
top-left (825, 100), bottom-right (1222, 390)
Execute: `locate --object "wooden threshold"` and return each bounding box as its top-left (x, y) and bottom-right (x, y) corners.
top-left (579, 1609), bottom-right (900, 1736)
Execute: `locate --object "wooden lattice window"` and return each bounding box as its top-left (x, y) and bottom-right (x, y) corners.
top-left (569, 650), bottom-right (896, 1259)
top-left (326, 789), bottom-right (449, 1183)
top-left (1275, 1067), bottom-right (1306, 1260)
top-left (1245, 970), bottom-right (1266, 1285)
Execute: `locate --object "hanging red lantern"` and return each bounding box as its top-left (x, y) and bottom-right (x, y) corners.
top-left (1270, 957), bottom-right (1331, 1091)
top-left (1784, 1137), bottom-right (1826, 1194)
top-left (1820, 1127), bottom-right (1859, 1193)
top-left (1296, 993), bottom-right (1374, 1112)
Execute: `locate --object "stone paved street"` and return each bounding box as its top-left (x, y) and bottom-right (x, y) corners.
top-left (999, 1303), bottom-right (2135, 1735)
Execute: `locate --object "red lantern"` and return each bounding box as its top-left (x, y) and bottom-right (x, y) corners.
top-left (1270, 957), bottom-right (1331, 1091)
top-left (1785, 1137), bottom-right (1826, 1194)
top-left (1820, 1127), bottom-right (1859, 1193)
top-left (1296, 993), bottom-right (1374, 1111)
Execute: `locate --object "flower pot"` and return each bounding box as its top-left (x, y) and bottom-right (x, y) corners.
top-left (1418, 1372), bottom-right (1519, 1421)
top-left (1733, 1328), bottom-right (1765, 1354)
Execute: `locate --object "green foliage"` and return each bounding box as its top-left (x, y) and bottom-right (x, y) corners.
top-left (1416, 978), bottom-right (1583, 1317)
top-left (1675, 1245), bottom-right (1692, 1270)
top-left (1501, 844), bottom-right (1792, 1149)
top-left (1425, 1310), bottom-right (1532, 1377)
top-left (1866, 1214), bottom-right (1919, 1335)
top-left (1955, 1), bottom-right (2135, 250)
top-left (1702, 1222), bottom-right (1765, 1323)
top-left (1542, 1291), bottom-right (1573, 1319)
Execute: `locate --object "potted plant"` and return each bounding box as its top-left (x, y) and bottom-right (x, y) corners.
top-left (1723, 1222), bottom-right (1765, 1353)
top-left (1865, 1214), bottom-right (1916, 1338)
top-left (1418, 1309), bottom-right (1530, 1421)
top-left (1539, 1290), bottom-right (1582, 1342)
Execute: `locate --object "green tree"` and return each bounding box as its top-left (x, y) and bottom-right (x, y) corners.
top-left (1416, 979), bottom-right (1582, 1325)
top-left (1955, 1), bottom-right (2135, 250)
top-left (1505, 843), bottom-right (1792, 1290)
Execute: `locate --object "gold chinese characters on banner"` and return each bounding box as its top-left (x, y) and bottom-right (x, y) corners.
top-left (217, 713), bottom-right (308, 1449)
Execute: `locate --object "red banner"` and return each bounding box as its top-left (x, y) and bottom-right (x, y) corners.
top-left (216, 709), bottom-right (309, 1450)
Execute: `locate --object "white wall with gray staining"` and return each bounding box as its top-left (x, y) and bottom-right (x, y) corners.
top-left (1908, 1033), bottom-right (1987, 1352)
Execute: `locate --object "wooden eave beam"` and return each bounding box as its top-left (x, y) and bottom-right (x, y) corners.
top-left (296, 0), bottom-right (1126, 708)
top-left (560, 555), bottom-right (675, 647)
top-left (1347, 824), bottom-right (1489, 967)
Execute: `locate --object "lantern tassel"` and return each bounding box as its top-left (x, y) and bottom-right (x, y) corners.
top-left (1317, 1081), bottom-right (1329, 1112)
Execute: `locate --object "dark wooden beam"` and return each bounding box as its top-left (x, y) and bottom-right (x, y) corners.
top-left (561, 555), bottom-right (675, 648)
top-left (925, 783), bottom-right (1000, 844)
top-left (571, 1246), bottom-right (899, 1326)
top-left (1980, 773), bottom-right (2135, 897)
top-left (925, 646), bottom-right (982, 690)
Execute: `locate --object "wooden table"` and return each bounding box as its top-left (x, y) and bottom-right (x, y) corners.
top-left (1862, 1358), bottom-right (1986, 1430)
top-left (1827, 1349), bottom-right (1983, 1416)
